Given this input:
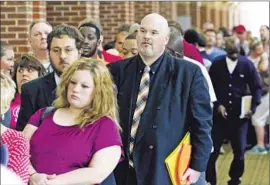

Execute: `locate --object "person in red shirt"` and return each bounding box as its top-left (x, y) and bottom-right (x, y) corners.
top-left (168, 21), bottom-right (204, 65)
top-left (0, 72), bottom-right (30, 183)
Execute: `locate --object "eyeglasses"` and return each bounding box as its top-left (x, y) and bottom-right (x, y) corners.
top-left (166, 47), bottom-right (183, 58)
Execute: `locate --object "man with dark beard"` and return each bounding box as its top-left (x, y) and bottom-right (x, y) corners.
top-left (78, 20), bottom-right (101, 60)
top-left (16, 24), bottom-right (83, 131)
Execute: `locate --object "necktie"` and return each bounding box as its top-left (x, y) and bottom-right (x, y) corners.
top-left (129, 66), bottom-right (151, 166)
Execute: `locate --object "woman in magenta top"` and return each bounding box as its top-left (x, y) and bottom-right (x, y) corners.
top-left (10, 55), bottom-right (46, 129)
top-left (23, 58), bottom-right (123, 185)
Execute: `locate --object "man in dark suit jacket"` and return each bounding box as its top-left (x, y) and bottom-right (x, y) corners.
top-left (16, 24), bottom-right (83, 131)
top-left (108, 13), bottom-right (212, 185)
top-left (16, 24), bottom-right (116, 185)
top-left (206, 38), bottom-right (262, 185)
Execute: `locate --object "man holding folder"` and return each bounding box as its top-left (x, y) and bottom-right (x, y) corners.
top-left (108, 13), bottom-right (213, 185)
top-left (206, 38), bottom-right (262, 185)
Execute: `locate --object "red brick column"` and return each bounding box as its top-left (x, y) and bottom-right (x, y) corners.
top-left (190, 2), bottom-right (201, 29)
top-left (214, 2), bottom-right (222, 29)
top-left (99, 2), bottom-right (134, 44)
top-left (33, 1), bottom-right (46, 20)
top-left (200, 4), bottom-right (207, 30)
top-left (221, 6), bottom-right (229, 28)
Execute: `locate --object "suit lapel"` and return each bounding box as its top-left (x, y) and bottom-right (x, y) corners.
top-left (42, 73), bottom-right (57, 106)
top-left (118, 58), bottom-right (138, 148)
top-left (135, 55), bottom-right (173, 145)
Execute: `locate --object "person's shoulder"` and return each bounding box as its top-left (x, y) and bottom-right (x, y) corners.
top-left (215, 47), bottom-right (226, 53)
top-left (107, 56), bottom-right (137, 72)
top-left (95, 116), bottom-right (117, 127)
top-left (170, 54), bottom-right (200, 71)
top-left (212, 55), bottom-right (226, 64)
top-left (84, 116), bottom-right (119, 133)
top-left (183, 56), bottom-right (204, 68)
top-left (239, 56), bottom-right (256, 68)
top-left (22, 73), bottom-right (53, 91)
top-left (2, 129), bottom-right (28, 146)
top-left (238, 55), bottom-right (252, 64)
top-left (108, 56), bottom-right (135, 66)
top-left (102, 50), bottom-right (122, 62)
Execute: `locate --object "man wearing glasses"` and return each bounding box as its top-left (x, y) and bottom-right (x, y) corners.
top-left (17, 24), bottom-right (83, 131)
top-left (166, 31), bottom-right (217, 104)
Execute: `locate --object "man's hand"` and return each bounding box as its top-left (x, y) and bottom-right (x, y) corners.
top-left (217, 105), bottom-right (227, 119)
top-left (181, 168), bottom-right (201, 185)
top-left (244, 110), bottom-right (253, 119)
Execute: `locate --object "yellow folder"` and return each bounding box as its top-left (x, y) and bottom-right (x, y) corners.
top-left (165, 132), bottom-right (191, 185)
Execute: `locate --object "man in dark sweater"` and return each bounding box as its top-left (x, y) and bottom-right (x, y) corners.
top-left (206, 37), bottom-right (262, 185)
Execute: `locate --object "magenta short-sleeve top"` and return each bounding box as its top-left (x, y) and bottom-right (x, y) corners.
top-left (29, 108), bottom-right (123, 175)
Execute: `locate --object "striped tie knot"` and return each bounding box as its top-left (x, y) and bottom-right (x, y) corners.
top-left (144, 66), bottom-right (151, 73)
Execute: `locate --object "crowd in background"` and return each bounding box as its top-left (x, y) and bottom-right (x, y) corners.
top-left (0, 12), bottom-right (269, 185)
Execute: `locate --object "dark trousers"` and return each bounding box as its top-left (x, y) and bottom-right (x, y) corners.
top-left (206, 113), bottom-right (249, 185)
top-left (125, 166), bottom-right (205, 185)
top-left (126, 166), bottom-right (138, 185)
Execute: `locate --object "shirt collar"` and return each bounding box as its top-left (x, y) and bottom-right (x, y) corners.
top-left (137, 52), bottom-right (165, 74)
top-left (54, 72), bottom-right (61, 86)
top-left (226, 56), bottom-right (238, 64)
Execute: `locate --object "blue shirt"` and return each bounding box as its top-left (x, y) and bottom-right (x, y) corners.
top-left (2, 109), bottom-right (11, 128)
top-left (201, 47), bottom-right (226, 62)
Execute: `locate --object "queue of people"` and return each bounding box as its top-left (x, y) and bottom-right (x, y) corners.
top-left (1, 12), bottom-right (269, 185)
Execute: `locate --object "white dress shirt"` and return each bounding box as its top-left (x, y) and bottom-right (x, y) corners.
top-left (54, 72), bottom-right (61, 86)
top-left (226, 57), bottom-right (238, 74)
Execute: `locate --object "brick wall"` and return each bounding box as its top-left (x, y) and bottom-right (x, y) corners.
top-left (1, 1), bottom-right (234, 59)
top-left (157, 2), bottom-right (171, 21)
top-left (100, 2), bottom-right (134, 44)
top-left (177, 2), bottom-right (188, 17)
top-left (85, 2), bottom-right (100, 21)
top-left (47, 1), bottom-right (85, 27)
top-left (134, 2), bottom-right (159, 23)
top-left (46, 1), bottom-right (100, 27)
top-left (0, 1), bottom-right (33, 59)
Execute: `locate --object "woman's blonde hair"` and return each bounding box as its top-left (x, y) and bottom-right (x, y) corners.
top-left (0, 72), bottom-right (16, 114)
top-left (249, 39), bottom-right (262, 51)
top-left (53, 58), bottom-right (120, 129)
